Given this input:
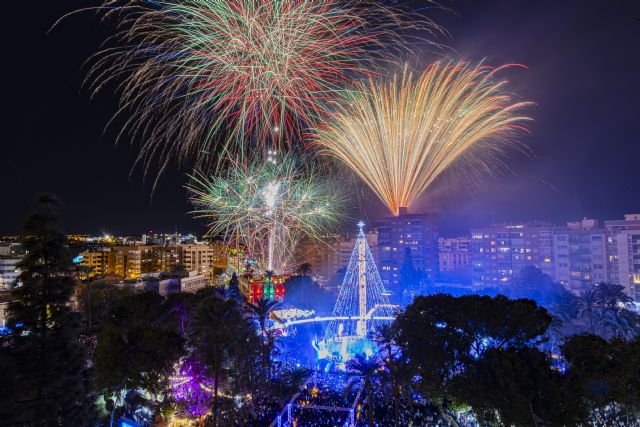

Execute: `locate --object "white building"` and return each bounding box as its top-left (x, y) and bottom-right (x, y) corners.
top-left (438, 237), bottom-right (471, 273)
top-left (606, 214), bottom-right (640, 301)
top-left (553, 218), bottom-right (607, 294)
top-left (0, 257), bottom-right (21, 290)
top-left (179, 272), bottom-right (208, 293)
top-left (470, 222), bottom-right (556, 288)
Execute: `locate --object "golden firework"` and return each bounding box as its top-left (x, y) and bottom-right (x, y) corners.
top-left (314, 61), bottom-right (532, 215)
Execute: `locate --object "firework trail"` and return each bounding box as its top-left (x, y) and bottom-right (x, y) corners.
top-left (73, 0), bottom-right (440, 174)
top-left (187, 153), bottom-right (342, 272)
top-left (314, 61), bottom-right (532, 216)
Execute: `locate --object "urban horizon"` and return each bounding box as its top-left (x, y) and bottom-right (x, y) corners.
top-left (3, 1), bottom-right (640, 426)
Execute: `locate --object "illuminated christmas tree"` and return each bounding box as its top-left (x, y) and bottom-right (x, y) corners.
top-left (324, 222), bottom-right (395, 343)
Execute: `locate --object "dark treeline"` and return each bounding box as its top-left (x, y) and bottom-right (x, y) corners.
top-left (0, 195), bottom-right (306, 426)
top-left (363, 293), bottom-right (640, 426)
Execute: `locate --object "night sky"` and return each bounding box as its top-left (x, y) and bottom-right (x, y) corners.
top-left (2, 1), bottom-right (639, 236)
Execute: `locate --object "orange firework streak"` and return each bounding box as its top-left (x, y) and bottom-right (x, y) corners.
top-left (315, 61), bottom-right (532, 216)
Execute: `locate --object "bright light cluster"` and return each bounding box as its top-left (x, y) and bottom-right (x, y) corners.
top-left (187, 153), bottom-right (342, 272)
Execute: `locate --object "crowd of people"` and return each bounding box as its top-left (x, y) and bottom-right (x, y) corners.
top-left (287, 374), bottom-right (360, 426)
top-left (588, 405), bottom-right (640, 427)
top-left (279, 371), bottom-right (485, 427)
top-left (291, 408), bottom-right (350, 427)
top-left (295, 374), bottom-right (359, 409)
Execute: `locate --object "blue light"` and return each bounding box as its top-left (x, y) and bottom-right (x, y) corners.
top-left (72, 255), bottom-right (84, 264)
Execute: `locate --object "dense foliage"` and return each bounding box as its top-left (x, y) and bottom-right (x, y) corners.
top-left (0, 194), bottom-right (94, 425)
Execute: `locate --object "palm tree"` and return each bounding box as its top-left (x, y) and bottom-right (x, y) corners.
top-left (346, 354), bottom-right (382, 427)
top-left (375, 324), bottom-right (402, 426)
top-left (593, 283), bottom-right (634, 338)
top-left (550, 292), bottom-right (579, 335)
top-left (375, 324), bottom-right (397, 361)
top-left (244, 298), bottom-right (282, 378)
top-left (577, 289), bottom-right (600, 333)
top-left (542, 313), bottom-right (559, 348)
top-left (189, 296), bottom-right (246, 427)
top-left (224, 272), bottom-right (243, 302)
top-left (594, 282), bottom-right (633, 309)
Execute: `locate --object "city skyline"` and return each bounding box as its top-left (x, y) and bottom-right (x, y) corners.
top-left (1, 1), bottom-right (639, 235)
top-left (3, 3), bottom-right (640, 425)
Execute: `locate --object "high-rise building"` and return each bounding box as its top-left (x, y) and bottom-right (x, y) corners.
top-left (605, 214), bottom-right (640, 301)
top-left (553, 218), bottom-right (607, 294)
top-left (331, 231), bottom-right (378, 277)
top-left (438, 237), bottom-right (472, 274)
top-left (179, 243), bottom-right (228, 279)
top-left (0, 292), bottom-right (13, 328)
top-left (471, 222), bottom-right (556, 287)
top-left (0, 243), bottom-right (23, 291)
top-left (79, 249), bottom-right (113, 277)
top-left (294, 237), bottom-right (335, 289)
top-left (0, 257), bottom-right (21, 290)
top-left (296, 231), bottom-right (379, 291)
top-left (376, 208), bottom-right (438, 291)
top-left (111, 245), bottom-right (179, 278)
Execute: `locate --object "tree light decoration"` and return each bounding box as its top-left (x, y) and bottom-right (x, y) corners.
top-left (317, 223), bottom-right (395, 362)
top-left (170, 360), bottom-right (215, 417)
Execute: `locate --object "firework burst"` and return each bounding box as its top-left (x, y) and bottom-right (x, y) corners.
top-left (187, 153), bottom-right (342, 272)
top-left (77, 0), bottom-right (439, 173)
top-left (314, 61), bottom-right (532, 216)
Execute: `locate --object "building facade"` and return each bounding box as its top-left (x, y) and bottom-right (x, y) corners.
top-left (79, 243), bottom-right (228, 281)
top-left (605, 214), bottom-right (640, 301)
top-left (471, 222), bottom-right (556, 288)
top-left (376, 208), bottom-right (439, 291)
top-left (553, 218), bottom-right (607, 294)
top-left (438, 237), bottom-right (472, 273)
top-left (0, 257), bottom-right (20, 290)
top-left (0, 243), bottom-right (23, 291)
top-left (296, 230), bottom-right (379, 291)
top-left (0, 243), bottom-right (23, 257)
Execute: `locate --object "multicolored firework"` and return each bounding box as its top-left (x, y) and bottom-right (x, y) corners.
top-left (314, 61), bottom-right (532, 216)
top-left (78, 0), bottom-right (439, 171)
top-left (187, 153), bottom-right (342, 272)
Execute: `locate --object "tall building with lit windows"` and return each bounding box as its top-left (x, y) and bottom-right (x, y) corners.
top-left (605, 214), bottom-right (640, 301)
top-left (553, 218), bottom-right (606, 294)
top-left (470, 222), bottom-right (556, 288)
top-left (438, 237), bottom-right (472, 274)
top-left (0, 257), bottom-right (21, 290)
top-left (376, 208), bottom-right (439, 291)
